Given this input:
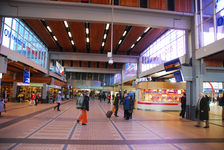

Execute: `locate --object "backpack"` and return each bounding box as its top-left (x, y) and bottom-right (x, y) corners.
top-left (76, 96), bottom-right (84, 109)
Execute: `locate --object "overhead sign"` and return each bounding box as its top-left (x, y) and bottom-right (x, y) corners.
top-left (135, 77), bottom-right (152, 84)
top-left (173, 70), bottom-right (184, 82)
top-left (164, 58), bottom-right (181, 72)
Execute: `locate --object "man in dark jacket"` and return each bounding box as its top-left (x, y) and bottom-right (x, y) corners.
top-left (113, 93), bottom-right (119, 117)
top-left (77, 92), bottom-right (89, 125)
top-left (129, 95), bottom-right (134, 119)
top-left (123, 94), bottom-right (130, 120)
top-left (195, 92), bottom-right (209, 128)
top-left (180, 93), bottom-right (186, 118)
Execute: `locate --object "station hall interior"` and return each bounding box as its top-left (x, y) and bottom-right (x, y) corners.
top-left (0, 0), bottom-right (224, 150)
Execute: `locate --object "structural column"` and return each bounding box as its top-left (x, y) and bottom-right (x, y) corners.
top-left (42, 83), bottom-right (47, 103)
top-left (12, 81), bottom-right (17, 101)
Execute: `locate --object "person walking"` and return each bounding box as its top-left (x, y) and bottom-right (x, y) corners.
top-left (195, 92), bottom-right (209, 128)
top-left (129, 95), bottom-right (134, 119)
top-left (180, 93), bottom-right (186, 118)
top-left (99, 93), bottom-right (102, 102)
top-left (29, 91), bottom-right (36, 106)
top-left (77, 92), bottom-right (89, 125)
top-left (54, 91), bottom-right (62, 111)
top-left (113, 93), bottom-right (119, 117)
top-left (123, 94), bottom-right (130, 120)
top-left (107, 94), bottom-right (111, 104)
top-left (2, 89), bottom-right (7, 112)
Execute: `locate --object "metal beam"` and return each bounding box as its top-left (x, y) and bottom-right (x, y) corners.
top-left (65, 67), bottom-right (121, 74)
top-left (0, 0), bottom-right (193, 30)
top-left (49, 52), bottom-right (138, 63)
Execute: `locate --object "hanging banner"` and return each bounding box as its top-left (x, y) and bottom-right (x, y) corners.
top-left (173, 70), bottom-right (184, 82)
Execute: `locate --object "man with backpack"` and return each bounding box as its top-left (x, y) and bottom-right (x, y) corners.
top-left (54, 91), bottom-right (62, 111)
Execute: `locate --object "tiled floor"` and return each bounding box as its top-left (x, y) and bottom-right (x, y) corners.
top-left (0, 99), bottom-right (223, 150)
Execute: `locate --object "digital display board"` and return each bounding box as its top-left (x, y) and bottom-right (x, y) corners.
top-left (164, 58), bottom-right (181, 72)
top-left (23, 70), bottom-right (30, 84)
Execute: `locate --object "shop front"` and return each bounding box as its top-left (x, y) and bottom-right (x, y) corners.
top-left (48, 85), bottom-right (61, 102)
top-left (136, 82), bottom-right (186, 111)
top-left (16, 82), bottom-right (43, 102)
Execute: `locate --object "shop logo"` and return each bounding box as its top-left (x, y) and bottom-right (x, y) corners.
top-left (135, 77), bottom-right (152, 84)
top-left (4, 29), bottom-right (26, 48)
top-left (217, 16), bottom-right (224, 26)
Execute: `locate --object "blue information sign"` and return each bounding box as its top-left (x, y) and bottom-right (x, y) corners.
top-left (164, 58), bottom-right (181, 72)
top-left (174, 70), bottom-right (183, 82)
top-left (23, 70), bottom-right (30, 84)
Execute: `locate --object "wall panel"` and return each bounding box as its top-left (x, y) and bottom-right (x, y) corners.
top-left (120, 0), bottom-right (139, 7)
top-left (149, 0), bottom-right (166, 10)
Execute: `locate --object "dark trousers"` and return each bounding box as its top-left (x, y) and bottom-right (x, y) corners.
top-left (114, 105), bottom-right (118, 116)
top-left (125, 110), bottom-right (129, 120)
top-left (35, 99), bottom-right (38, 106)
top-left (54, 103), bottom-right (60, 111)
top-left (100, 97), bottom-right (102, 102)
top-left (108, 99), bottom-right (111, 104)
top-left (180, 107), bottom-right (186, 118)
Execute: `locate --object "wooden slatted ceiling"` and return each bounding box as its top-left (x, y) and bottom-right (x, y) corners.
top-left (91, 0), bottom-right (109, 4)
top-left (91, 62), bottom-right (97, 68)
top-left (64, 60), bottom-right (70, 67)
top-left (108, 64), bottom-right (114, 69)
top-left (118, 26), bottom-right (145, 55)
top-left (99, 62), bottom-right (106, 68)
top-left (116, 63), bottom-right (123, 69)
top-left (120, 0), bottom-right (139, 7)
top-left (91, 23), bottom-right (105, 53)
top-left (47, 20), bottom-right (72, 52)
top-left (176, 0), bottom-right (192, 13)
top-left (73, 61), bottom-right (79, 67)
top-left (149, 0), bottom-right (166, 10)
top-left (131, 28), bottom-right (166, 54)
top-left (25, 19), bottom-right (58, 51)
top-left (82, 61), bottom-right (88, 67)
top-left (104, 25), bottom-right (126, 54)
top-left (7, 66), bottom-right (23, 73)
top-left (70, 22), bottom-right (86, 53)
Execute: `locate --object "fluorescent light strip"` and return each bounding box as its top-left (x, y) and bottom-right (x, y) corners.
top-left (47, 26), bottom-right (52, 32)
top-left (123, 31), bottom-right (127, 36)
top-left (104, 34), bottom-right (107, 39)
top-left (68, 32), bottom-right (72, 37)
top-left (86, 37), bottom-right (89, 43)
top-left (137, 37), bottom-right (141, 41)
top-left (106, 24), bottom-right (110, 30)
top-left (131, 44), bottom-right (135, 48)
top-left (102, 42), bottom-right (105, 47)
top-left (118, 40), bottom-right (122, 44)
top-left (53, 36), bottom-right (57, 41)
top-left (64, 21), bottom-right (68, 28)
top-left (86, 28), bottom-right (89, 34)
top-left (71, 40), bottom-right (74, 45)
top-left (144, 27), bottom-right (150, 33)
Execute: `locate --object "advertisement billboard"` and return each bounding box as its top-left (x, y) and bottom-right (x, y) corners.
top-left (55, 61), bottom-right (64, 76)
top-left (23, 70), bottom-right (30, 84)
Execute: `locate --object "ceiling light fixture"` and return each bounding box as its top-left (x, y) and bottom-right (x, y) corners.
top-left (102, 42), bottom-right (105, 46)
top-left (68, 32), bottom-right (72, 37)
top-left (86, 28), bottom-right (89, 34)
top-left (118, 40), bottom-right (122, 44)
top-left (106, 24), bottom-right (110, 30)
top-left (104, 34), bottom-right (107, 39)
top-left (131, 44), bottom-right (135, 48)
top-left (64, 21), bottom-right (68, 28)
top-left (53, 36), bottom-right (57, 41)
top-left (71, 40), bottom-right (74, 45)
top-left (86, 37), bottom-right (89, 42)
top-left (137, 37), bottom-right (141, 41)
top-left (123, 31), bottom-right (127, 36)
top-left (144, 27), bottom-right (150, 33)
top-left (47, 26), bottom-right (52, 32)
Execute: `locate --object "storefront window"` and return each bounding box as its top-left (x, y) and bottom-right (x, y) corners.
top-left (202, 0), bottom-right (212, 9)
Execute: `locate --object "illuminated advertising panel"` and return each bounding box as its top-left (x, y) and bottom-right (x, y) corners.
top-left (23, 70), bottom-right (30, 84)
top-left (56, 61), bottom-right (64, 76)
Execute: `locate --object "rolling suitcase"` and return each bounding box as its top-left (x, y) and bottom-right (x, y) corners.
top-left (106, 110), bottom-right (113, 118)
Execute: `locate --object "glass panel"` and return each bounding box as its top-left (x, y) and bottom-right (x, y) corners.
top-left (203, 17), bottom-right (215, 46)
top-left (27, 42), bottom-right (32, 59)
top-left (10, 30), bottom-right (17, 51)
top-left (88, 74), bottom-right (92, 80)
top-left (202, 0), bottom-right (212, 9)
top-left (202, 2), bottom-right (213, 23)
top-left (17, 35), bottom-right (23, 54)
top-left (2, 24), bottom-right (11, 48)
top-left (216, 9), bottom-right (224, 40)
top-left (18, 23), bottom-right (24, 37)
top-left (215, 0), bottom-right (224, 13)
top-left (22, 39), bottom-right (28, 57)
top-left (24, 29), bottom-right (29, 41)
top-left (38, 51), bottom-right (42, 65)
top-left (12, 19), bottom-right (19, 31)
top-left (4, 17), bottom-right (12, 26)
top-left (31, 46), bottom-right (35, 61)
top-left (82, 73), bottom-right (86, 80)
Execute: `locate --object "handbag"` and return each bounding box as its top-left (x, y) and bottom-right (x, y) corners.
top-left (112, 106), bottom-right (116, 113)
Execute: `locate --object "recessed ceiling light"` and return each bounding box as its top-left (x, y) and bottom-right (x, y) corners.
top-left (102, 42), bottom-right (105, 46)
top-left (123, 31), bottom-right (127, 36)
top-left (106, 24), bottom-right (110, 30)
top-left (53, 36), bottom-right (57, 41)
top-left (144, 27), bottom-right (150, 33)
top-left (131, 44), bottom-right (135, 48)
top-left (137, 37), bottom-right (141, 41)
top-left (64, 21), bottom-right (68, 28)
top-left (68, 32), bottom-right (72, 37)
top-left (104, 34), bottom-right (107, 39)
top-left (118, 40), bottom-right (122, 44)
top-left (86, 28), bottom-right (89, 34)
top-left (71, 40), bottom-right (74, 45)
top-left (47, 26), bottom-right (52, 32)
top-left (86, 37), bottom-right (89, 42)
